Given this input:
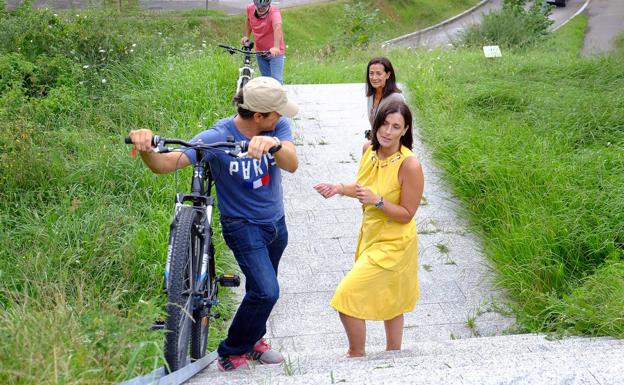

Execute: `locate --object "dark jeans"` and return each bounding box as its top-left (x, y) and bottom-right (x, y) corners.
top-left (217, 215), bottom-right (288, 357)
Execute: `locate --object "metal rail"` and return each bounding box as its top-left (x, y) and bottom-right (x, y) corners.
top-left (117, 351), bottom-right (217, 385)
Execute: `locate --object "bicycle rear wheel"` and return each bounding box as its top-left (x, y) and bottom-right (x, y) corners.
top-left (164, 207), bottom-right (203, 373)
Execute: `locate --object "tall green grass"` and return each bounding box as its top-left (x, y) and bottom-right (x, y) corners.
top-left (394, 16), bottom-right (624, 336)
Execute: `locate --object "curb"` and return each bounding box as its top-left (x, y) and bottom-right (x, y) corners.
top-left (550, 0), bottom-right (591, 31)
top-left (117, 351), bottom-right (217, 385)
top-left (381, 0), bottom-right (493, 47)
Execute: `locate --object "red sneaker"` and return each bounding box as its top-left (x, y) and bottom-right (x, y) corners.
top-left (246, 338), bottom-right (284, 364)
top-left (217, 354), bottom-right (252, 371)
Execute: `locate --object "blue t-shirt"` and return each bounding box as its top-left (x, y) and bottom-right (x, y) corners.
top-left (183, 115), bottom-right (293, 224)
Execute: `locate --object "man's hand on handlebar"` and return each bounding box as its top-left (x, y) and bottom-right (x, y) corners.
top-left (247, 136), bottom-right (279, 160)
top-left (268, 47), bottom-right (279, 57)
top-left (128, 129), bottom-right (156, 153)
top-left (241, 36), bottom-right (250, 46)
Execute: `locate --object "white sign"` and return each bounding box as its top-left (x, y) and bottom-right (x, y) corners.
top-left (483, 45), bottom-right (502, 58)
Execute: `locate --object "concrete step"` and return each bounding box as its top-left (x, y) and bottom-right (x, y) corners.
top-left (185, 334), bottom-right (624, 385)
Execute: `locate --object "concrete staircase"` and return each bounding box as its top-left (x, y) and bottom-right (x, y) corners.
top-left (187, 334), bottom-right (624, 385)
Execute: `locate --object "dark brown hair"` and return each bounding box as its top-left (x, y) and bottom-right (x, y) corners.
top-left (370, 100), bottom-right (413, 152)
top-left (365, 57), bottom-right (402, 98)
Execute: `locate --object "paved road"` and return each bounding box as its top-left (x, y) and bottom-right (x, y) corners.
top-left (582, 0), bottom-right (624, 55)
top-left (383, 0), bottom-right (595, 48)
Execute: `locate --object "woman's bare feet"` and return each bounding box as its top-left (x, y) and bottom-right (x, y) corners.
top-left (346, 349), bottom-right (366, 358)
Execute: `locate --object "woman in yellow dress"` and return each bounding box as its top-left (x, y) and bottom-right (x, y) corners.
top-left (314, 100), bottom-right (424, 357)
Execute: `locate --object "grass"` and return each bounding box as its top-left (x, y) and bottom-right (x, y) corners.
top-left (1, 1), bottom-right (623, 383)
top-left (392, 16), bottom-right (624, 336)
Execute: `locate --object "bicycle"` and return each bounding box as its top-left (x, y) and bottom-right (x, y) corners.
top-left (125, 135), bottom-right (248, 373)
top-left (218, 42), bottom-right (269, 94)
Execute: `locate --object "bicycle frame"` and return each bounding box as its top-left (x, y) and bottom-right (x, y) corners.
top-left (218, 43), bottom-right (268, 93)
top-left (237, 45), bottom-right (254, 93)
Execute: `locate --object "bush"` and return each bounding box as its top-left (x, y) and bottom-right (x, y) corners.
top-left (458, 0), bottom-right (553, 49)
top-left (335, 1), bottom-right (381, 48)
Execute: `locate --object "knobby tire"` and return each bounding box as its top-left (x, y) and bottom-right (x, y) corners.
top-left (190, 229), bottom-right (215, 360)
top-left (164, 207), bottom-right (204, 373)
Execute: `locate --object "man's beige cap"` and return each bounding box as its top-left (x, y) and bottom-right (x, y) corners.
top-left (239, 76), bottom-right (299, 118)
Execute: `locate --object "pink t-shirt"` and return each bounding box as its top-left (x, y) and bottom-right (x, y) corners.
top-left (246, 4), bottom-right (285, 54)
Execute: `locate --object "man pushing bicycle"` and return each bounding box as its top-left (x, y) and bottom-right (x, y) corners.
top-left (242, 0), bottom-right (286, 84)
top-left (128, 76), bottom-right (299, 371)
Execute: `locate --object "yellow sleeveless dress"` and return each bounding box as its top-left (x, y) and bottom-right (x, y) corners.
top-left (330, 145), bottom-right (419, 320)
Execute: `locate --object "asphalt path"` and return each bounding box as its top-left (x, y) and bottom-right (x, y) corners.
top-left (383, 0), bottom-right (596, 48)
top-left (582, 0), bottom-right (624, 55)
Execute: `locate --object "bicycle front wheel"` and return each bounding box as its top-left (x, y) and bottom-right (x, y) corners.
top-left (164, 207), bottom-right (203, 373)
top-left (190, 233), bottom-right (214, 360)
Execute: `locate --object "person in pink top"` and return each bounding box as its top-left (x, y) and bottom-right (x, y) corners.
top-left (241, 0), bottom-right (285, 84)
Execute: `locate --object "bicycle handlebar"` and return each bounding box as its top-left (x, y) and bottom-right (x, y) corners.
top-left (125, 135), bottom-right (281, 156)
top-left (217, 44), bottom-right (270, 57)
top-left (125, 135), bottom-right (249, 157)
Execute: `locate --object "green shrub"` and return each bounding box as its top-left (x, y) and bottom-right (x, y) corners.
top-left (458, 0), bottom-right (553, 49)
top-left (336, 1), bottom-right (382, 48)
top-left (0, 53), bottom-right (35, 94)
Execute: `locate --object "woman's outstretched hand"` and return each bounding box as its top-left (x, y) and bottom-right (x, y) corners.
top-left (355, 184), bottom-right (378, 205)
top-left (314, 183), bottom-right (341, 199)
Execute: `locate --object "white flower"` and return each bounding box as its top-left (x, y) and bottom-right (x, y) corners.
top-left (101, 79), bottom-right (107, 84)
top-left (130, 49), bottom-right (134, 53)
top-left (83, 65), bottom-right (89, 69)
top-left (99, 49), bottom-right (106, 53)
top-left (132, 43), bottom-right (137, 47)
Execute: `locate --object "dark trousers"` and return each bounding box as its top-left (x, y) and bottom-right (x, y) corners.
top-left (217, 215), bottom-right (288, 357)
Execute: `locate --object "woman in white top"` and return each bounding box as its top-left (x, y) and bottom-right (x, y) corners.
top-left (365, 57), bottom-right (404, 140)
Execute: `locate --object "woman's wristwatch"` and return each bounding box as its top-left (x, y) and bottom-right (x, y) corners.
top-left (374, 196), bottom-right (384, 209)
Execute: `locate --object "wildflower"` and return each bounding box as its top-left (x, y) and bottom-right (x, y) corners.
top-left (101, 79), bottom-right (107, 84)
top-left (99, 49), bottom-right (106, 53)
top-left (83, 65), bottom-right (89, 69)
top-left (132, 43), bottom-right (137, 47)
